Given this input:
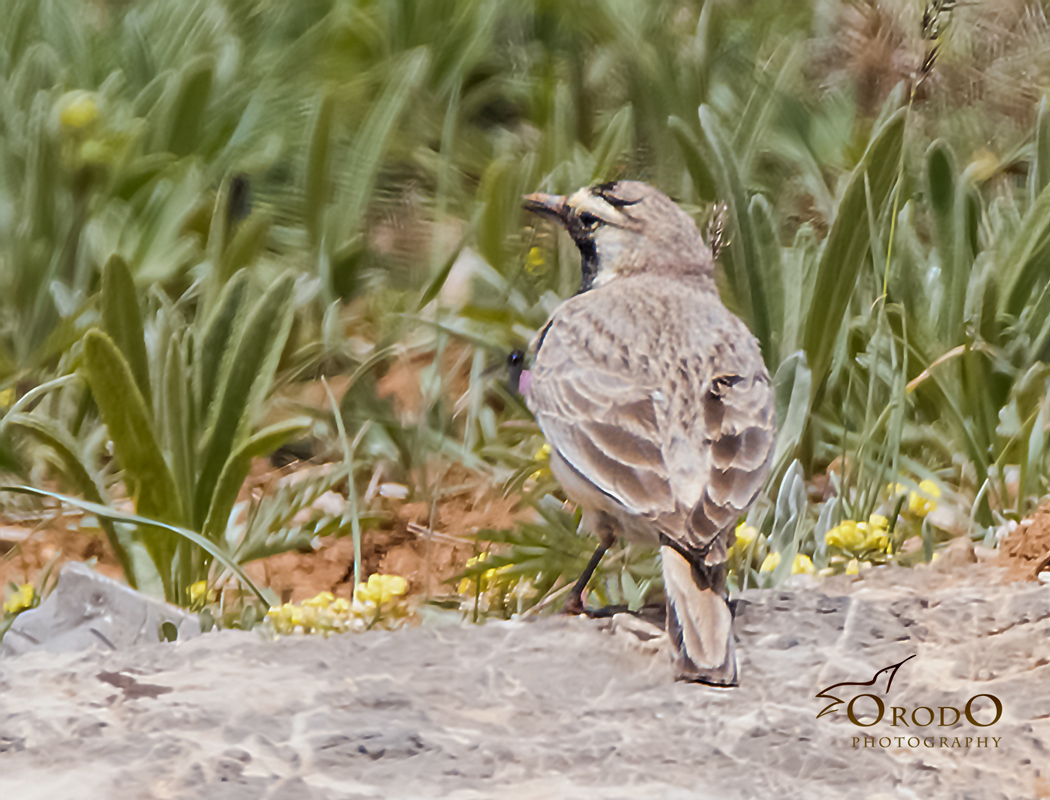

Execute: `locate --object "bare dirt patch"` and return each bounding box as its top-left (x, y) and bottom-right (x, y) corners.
top-left (1001, 504), bottom-right (1050, 581)
top-left (0, 514), bottom-right (122, 590)
top-left (244, 483), bottom-right (520, 604)
top-left (2, 464), bottom-right (522, 609)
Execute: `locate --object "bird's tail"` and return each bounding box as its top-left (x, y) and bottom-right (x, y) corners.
top-left (660, 544), bottom-right (737, 686)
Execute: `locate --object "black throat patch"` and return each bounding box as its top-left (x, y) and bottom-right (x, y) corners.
top-left (564, 215), bottom-right (599, 294)
top-left (577, 237), bottom-right (598, 293)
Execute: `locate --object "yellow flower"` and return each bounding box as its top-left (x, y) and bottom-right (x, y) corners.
top-left (826, 520), bottom-right (861, 549)
top-left (0, 387), bottom-right (14, 408)
top-left (354, 573), bottom-right (409, 606)
top-left (289, 606), bottom-right (305, 628)
top-left (58, 92), bottom-right (100, 131)
top-left (529, 443), bottom-right (552, 482)
top-left (734, 523), bottom-right (758, 550)
top-left (188, 581), bottom-right (212, 605)
top-left (792, 554), bottom-right (815, 575)
top-left (891, 480), bottom-right (940, 517)
top-left (760, 552), bottom-right (813, 575)
top-left (845, 559), bottom-right (860, 576)
top-left (909, 480), bottom-right (940, 517)
top-left (459, 553), bottom-right (491, 593)
top-left (826, 517), bottom-right (889, 553)
top-left (526, 247), bottom-right (545, 274)
top-left (3, 584), bottom-right (35, 615)
top-left (303, 591), bottom-right (334, 608)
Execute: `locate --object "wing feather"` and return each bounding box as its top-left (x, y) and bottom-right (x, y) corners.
top-left (527, 280), bottom-right (775, 562)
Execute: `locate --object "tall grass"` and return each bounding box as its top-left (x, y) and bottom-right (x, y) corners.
top-left (3, 0), bottom-right (1050, 612)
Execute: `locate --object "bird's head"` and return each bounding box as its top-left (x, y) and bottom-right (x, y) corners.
top-left (522, 181), bottom-right (713, 293)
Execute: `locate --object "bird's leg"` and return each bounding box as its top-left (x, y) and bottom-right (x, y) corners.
top-left (564, 541), bottom-right (609, 615)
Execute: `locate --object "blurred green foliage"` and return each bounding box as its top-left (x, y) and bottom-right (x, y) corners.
top-left (3, 0), bottom-right (1050, 613)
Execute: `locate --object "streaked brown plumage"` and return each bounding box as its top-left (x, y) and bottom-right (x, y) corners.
top-left (522, 181), bottom-right (775, 686)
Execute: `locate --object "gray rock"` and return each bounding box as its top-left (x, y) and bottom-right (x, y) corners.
top-left (0, 563), bottom-right (1048, 799)
top-left (1, 561), bottom-right (199, 657)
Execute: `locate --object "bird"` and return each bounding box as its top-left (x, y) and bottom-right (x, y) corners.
top-left (521, 181), bottom-right (776, 686)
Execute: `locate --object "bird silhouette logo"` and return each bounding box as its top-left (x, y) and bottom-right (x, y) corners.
top-left (815, 654), bottom-right (916, 719)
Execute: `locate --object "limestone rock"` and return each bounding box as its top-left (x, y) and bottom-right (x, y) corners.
top-left (1, 561), bottom-right (199, 657)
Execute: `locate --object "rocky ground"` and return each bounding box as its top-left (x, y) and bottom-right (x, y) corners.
top-left (2, 549), bottom-right (1049, 800)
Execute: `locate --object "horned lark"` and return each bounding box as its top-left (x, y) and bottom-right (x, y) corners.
top-left (522, 181), bottom-right (775, 686)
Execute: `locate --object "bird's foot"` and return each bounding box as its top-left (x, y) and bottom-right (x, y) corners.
top-left (582, 604), bottom-right (629, 618)
top-left (563, 593), bottom-right (585, 616)
top-left (562, 595), bottom-right (630, 618)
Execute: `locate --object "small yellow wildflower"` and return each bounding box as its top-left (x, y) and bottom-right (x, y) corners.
top-left (188, 581), bottom-right (214, 607)
top-left (354, 573), bottom-right (409, 606)
top-left (303, 591), bottom-right (334, 608)
top-left (734, 523), bottom-right (758, 550)
top-left (58, 92), bottom-right (100, 131)
top-left (845, 559), bottom-right (860, 576)
top-left (760, 552), bottom-right (813, 575)
top-left (909, 480), bottom-right (940, 517)
top-left (891, 480), bottom-right (941, 517)
top-left (459, 552), bottom-right (506, 594)
top-left (826, 515), bottom-right (889, 553)
top-left (792, 554), bottom-right (815, 575)
top-left (0, 387), bottom-right (14, 408)
top-left (529, 443), bottom-right (552, 482)
top-left (727, 523), bottom-right (759, 560)
top-left (526, 247), bottom-right (545, 274)
top-left (826, 520), bottom-right (862, 550)
top-left (866, 514), bottom-right (891, 552)
top-left (4, 584), bottom-right (35, 615)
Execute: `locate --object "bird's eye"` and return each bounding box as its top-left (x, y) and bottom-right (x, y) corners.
top-left (578, 212), bottom-right (601, 230)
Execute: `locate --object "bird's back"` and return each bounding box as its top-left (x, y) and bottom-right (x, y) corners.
top-left (529, 274), bottom-right (775, 562)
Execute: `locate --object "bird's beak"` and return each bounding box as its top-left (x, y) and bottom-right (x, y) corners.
top-left (522, 192), bottom-right (569, 223)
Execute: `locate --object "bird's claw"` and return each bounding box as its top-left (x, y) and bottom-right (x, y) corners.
top-left (563, 593), bottom-right (586, 616)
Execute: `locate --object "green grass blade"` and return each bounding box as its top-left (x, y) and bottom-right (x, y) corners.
top-left (197, 270), bottom-right (251, 420)
top-left (339, 49), bottom-right (430, 238)
top-left (749, 194), bottom-right (783, 365)
top-left (668, 116), bottom-right (718, 202)
top-left (101, 254), bottom-right (151, 409)
top-left (1031, 95), bottom-right (1050, 206)
top-left (5, 413), bottom-right (136, 585)
top-left (194, 273), bottom-right (296, 528)
top-left (417, 227), bottom-right (471, 311)
top-left (698, 105), bottom-right (773, 365)
top-left (0, 375), bottom-right (76, 427)
top-left (163, 334), bottom-right (194, 524)
top-left (803, 110), bottom-right (905, 398)
top-left (304, 92), bottom-right (334, 249)
top-left (162, 55), bottom-right (214, 157)
top-left (202, 417), bottom-right (311, 542)
top-left (1001, 178), bottom-right (1050, 318)
top-left (82, 330), bottom-right (179, 525)
top-left (590, 104), bottom-right (633, 182)
top-left (219, 212), bottom-right (270, 286)
top-left (771, 351), bottom-right (812, 477)
top-left (0, 486), bottom-right (269, 607)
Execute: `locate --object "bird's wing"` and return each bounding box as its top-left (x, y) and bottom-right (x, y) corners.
top-left (681, 358), bottom-right (775, 561)
top-left (527, 288), bottom-right (775, 561)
